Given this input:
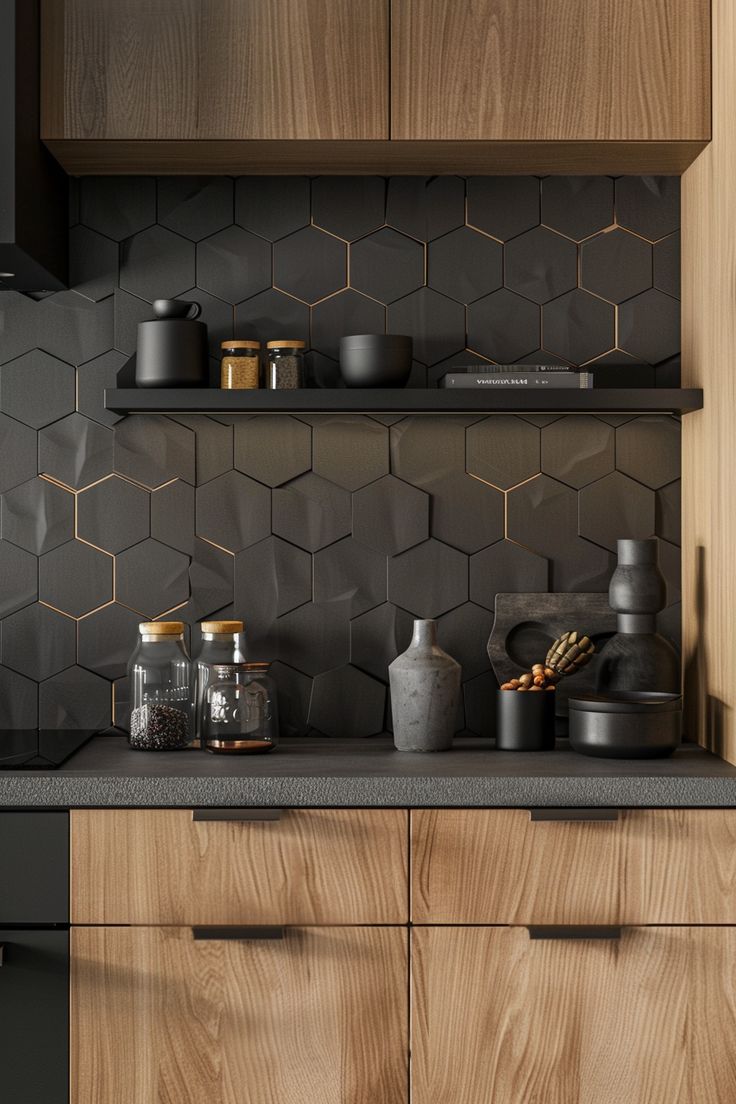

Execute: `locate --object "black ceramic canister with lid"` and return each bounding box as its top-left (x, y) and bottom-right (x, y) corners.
top-left (135, 298), bottom-right (209, 387)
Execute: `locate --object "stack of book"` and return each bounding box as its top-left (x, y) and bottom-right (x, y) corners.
top-left (439, 366), bottom-right (593, 389)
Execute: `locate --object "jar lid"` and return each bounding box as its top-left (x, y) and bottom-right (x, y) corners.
top-left (244, 661), bottom-right (271, 671)
top-left (221, 340), bottom-right (261, 350)
top-left (201, 620), bottom-right (244, 633)
top-left (267, 340), bottom-right (306, 349)
top-left (139, 621), bottom-right (185, 635)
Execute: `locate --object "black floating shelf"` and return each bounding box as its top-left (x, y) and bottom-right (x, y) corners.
top-left (104, 388), bottom-right (704, 416)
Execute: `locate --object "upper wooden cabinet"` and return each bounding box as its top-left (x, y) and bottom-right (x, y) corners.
top-left (42, 0), bottom-right (710, 172)
top-left (391, 0), bottom-right (710, 142)
top-left (42, 0), bottom-right (388, 141)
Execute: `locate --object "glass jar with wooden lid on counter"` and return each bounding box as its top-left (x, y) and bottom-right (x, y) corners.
top-left (267, 341), bottom-right (305, 389)
top-left (220, 340), bottom-right (261, 389)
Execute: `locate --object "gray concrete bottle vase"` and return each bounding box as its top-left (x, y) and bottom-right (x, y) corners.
top-left (389, 619), bottom-right (462, 751)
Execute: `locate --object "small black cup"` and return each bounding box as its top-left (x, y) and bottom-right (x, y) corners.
top-left (496, 688), bottom-right (556, 751)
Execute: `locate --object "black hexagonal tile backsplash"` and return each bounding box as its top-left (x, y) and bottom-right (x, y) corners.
top-left (0, 174), bottom-right (680, 734)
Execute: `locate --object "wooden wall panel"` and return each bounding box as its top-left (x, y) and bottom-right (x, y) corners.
top-left (682, 0), bottom-right (736, 762)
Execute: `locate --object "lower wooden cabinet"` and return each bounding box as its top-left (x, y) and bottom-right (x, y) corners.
top-left (72, 925), bottom-right (408, 1104)
top-left (412, 925), bottom-right (736, 1104)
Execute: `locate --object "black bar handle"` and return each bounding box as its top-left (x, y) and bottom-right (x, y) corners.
top-left (192, 809), bottom-right (282, 822)
top-left (0, 943), bottom-right (4, 966)
top-left (192, 926), bottom-right (285, 942)
top-left (528, 925), bottom-right (622, 941)
top-left (529, 809), bottom-right (619, 822)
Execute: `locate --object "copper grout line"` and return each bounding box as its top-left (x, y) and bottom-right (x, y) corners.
top-left (197, 535), bottom-right (235, 557)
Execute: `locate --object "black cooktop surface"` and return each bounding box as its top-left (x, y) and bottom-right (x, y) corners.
top-left (0, 730), bottom-right (96, 769)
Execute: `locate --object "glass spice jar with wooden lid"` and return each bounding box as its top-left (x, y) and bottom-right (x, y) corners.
top-left (221, 340), bottom-right (261, 389)
top-left (266, 341), bottom-right (306, 389)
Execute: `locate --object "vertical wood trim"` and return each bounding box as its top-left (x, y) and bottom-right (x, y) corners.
top-left (681, 0), bottom-right (735, 761)
top-left (40, 0), bottom-right (65, 138)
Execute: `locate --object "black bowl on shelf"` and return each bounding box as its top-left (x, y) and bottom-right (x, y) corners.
top-left (568, 691), bottom-right (682, 758)
top-left (338, 334), bottom-right (413, 388)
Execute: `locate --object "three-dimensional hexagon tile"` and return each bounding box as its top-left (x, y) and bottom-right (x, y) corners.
top-left (466, 416), bottom-right (541, 489)
top-left (350, 229), bottom-right (424, 304)
top-left (313, 537), bottom-right (387, 618)
top-left (77, 476), bottom-right (150, 553)
top-left (428, 227), bottom-right (502, 304)
top-left (1, 477), bottom-right (74, 555)
top-left (0, 350), bottom-right (75, 429)
top-left (469, 540), bottom-right (549, 611)
top-left (616, 417), bottom-right (680, 489)
top-left (195, 471), bottom-right (270, 552)
top-left (274, 226), bottom-right (346, 304)
top-left (196, 226), bottom-right (271, 304)
top-left (308, 665), bottom-right (386, 738)
top-left (272, 472), bottom-right (352, 552)
top-left (388, 539), bottom-right (468, 618)
top-left (505, 227), bottom-right (577, 305)
top-left (235, 416), bottom-right (312, 487)
top-left (579, 472), bottom-right (655, 552)
top-left (116, 539), bottom-right (191, 617)
top-left (353, 476), bottom-right (429, 555)
top-left (77, 603), bottom-right (146, 680)
top-left (1, 604), bottom-right (76, 681)
top-left (541, 415), bottom-right (615, 488)
top-left (39, 541), bottom-right (113, 618)
top-left (312, 417), bottom-right (389, 491)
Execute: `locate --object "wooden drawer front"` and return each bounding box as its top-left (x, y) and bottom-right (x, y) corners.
top-left (72, 926), bottom-right (408, 1104)
top-left (72, 809), bottom-right (408, 925)
top-left (412, 926), bottom-right (736, 1104)
top-left (411, 809), bottom-right (736, 924)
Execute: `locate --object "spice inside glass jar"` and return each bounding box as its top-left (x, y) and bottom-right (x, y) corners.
top-left (266, 341), bottom-right (305, 389)
top-left (221, 341), bottom-right (261, 389)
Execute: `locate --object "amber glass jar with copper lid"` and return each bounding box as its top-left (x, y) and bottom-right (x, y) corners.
top-left (220, 341), bottom-right (261, 389)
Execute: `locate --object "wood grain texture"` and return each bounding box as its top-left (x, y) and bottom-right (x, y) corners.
top-left (391, 0), bottom-right (710, 141)
top-left (72, 925), bottom-right (408, 1104)
top-left (412, 926), bottom-right (736, 1104)
top-left (71, 809), bottom-right (408, 925)
top-left (42, 138), bottom-right (708, 176)
top-left (411, 809), bottom-right (736, 924)
top-left (42, 0), bottom-right (388, 140)
top-left (682, 0), bottom-right (736, 765)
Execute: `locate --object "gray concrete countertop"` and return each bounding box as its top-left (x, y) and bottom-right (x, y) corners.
top-left (1, 735), bottom-right (736, 808)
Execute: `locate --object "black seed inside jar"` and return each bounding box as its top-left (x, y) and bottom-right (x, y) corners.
top-left (130, 704), bottom-right (190, 750)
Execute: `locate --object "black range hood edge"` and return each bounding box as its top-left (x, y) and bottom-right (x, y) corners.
top-left (0, 0), bottom-right (67, 291)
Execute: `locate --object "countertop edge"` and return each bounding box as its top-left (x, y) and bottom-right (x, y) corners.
top-left (3, 774), bottom-right (736, 808)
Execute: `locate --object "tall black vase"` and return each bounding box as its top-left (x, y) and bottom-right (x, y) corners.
top-left (596, 538), bottom-right (680, 693)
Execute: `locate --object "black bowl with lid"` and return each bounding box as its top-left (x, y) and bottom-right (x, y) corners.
top-left (338, 334), bottom-right (413, 387)
top-left (568, 691), bottom-right (682, 759)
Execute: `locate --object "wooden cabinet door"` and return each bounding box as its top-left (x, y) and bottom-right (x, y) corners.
top-left (43, 0), bottom-right (388, 140)
top-left (72, 926), bottom-right (408, 1104)
top-left (391, 0), bottom-right (710, 142)
top-left (412, 926), bottom-right (736, 1104)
